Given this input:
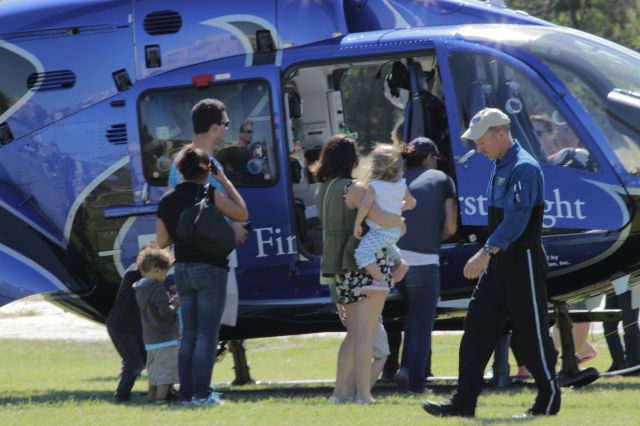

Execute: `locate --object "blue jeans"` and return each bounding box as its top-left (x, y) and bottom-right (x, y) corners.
top-left (175, 262), bottom-right (227, 401)
top-left (399, 264), bottom-right (440, 393)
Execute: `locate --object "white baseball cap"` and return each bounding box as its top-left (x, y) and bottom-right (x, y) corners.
top-left (461, 108), bottom-right (511, 140)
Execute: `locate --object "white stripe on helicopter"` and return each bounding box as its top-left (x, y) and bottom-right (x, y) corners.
top-left (0, 198), bottom-right (66, 249)
top-left (0, 241), bottom-right (68, 292)
top-left (63, 155), bottom-right (130, 242)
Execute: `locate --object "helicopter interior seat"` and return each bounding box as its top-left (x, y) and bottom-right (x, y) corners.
top-left (403, 61), bottom-right (449, 156)
top-left (405, 61), bottom-right (435, 144)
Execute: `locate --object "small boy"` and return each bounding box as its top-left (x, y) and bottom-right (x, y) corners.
top-left (132, 244), bottom-right (180, 403)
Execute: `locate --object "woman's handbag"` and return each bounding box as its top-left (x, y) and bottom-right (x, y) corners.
top-left (176, 184), bottom-right (236, 258)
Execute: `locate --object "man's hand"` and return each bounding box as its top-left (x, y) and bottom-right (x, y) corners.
top-left (463, 249), bottom-right (490, 279)
top-left (231, 222), bottom-right (249, 245)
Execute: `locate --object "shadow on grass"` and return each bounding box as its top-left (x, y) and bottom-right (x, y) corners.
top-left (0, 382), bottom-right (453, 407)
top-left (0, 390), bottom-right (116, 406)
top-left (2, 378), bottom-right (636, 408)
top-left (569, 380), bottom-right (640, 392)
top-left (473, 417), bottom-right (537, 424)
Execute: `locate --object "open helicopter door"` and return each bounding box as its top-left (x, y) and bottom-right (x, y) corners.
top-left (104, 56), bottom-right (305, 308)
top-left (438, 41), bottom-right (631, 275)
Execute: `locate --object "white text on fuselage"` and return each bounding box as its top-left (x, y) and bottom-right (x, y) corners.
top-left (459, 188), bottom-right (586, 228)
top-left (254, 227), bottom-right (297, 258)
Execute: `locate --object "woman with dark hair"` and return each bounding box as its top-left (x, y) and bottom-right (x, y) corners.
top-left (156, 144), bottom-right (248, 405)
top-left (311, 134), bottom-right (402, 404)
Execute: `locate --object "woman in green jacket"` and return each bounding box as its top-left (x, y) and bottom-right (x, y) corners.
top-left (312, 135), bottom-right (402, 404)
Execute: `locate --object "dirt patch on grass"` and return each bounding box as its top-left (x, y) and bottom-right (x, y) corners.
top-left (0, 298), bottom-right (108, 341)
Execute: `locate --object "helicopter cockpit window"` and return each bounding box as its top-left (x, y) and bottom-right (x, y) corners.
top-left (138, 80), bottom-right (277, 186)
top-left (0, 46), bottom-right (37, 119)
top-left (449, 52), bottom-right (597, 172)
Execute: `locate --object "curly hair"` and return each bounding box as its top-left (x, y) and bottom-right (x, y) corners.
top-left (366, 144), bottom-right (403, 182)
top-left (309, 134), bottom-right (359, 182)
top-left (136, 244), bottom-right (173, 274)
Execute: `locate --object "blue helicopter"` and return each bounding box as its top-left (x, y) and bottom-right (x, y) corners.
top-left (2, 0), bottom-right (640, 385)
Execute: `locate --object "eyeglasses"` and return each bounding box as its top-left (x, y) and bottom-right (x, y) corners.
top-left (241, 129), bottom-right (253, 134)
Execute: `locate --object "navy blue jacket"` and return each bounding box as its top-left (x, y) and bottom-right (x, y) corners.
top-left (486, 141), bottom-right (544, 251)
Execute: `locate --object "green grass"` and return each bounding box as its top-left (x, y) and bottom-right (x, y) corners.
top-left (0, 333), bottom-right (639, 425)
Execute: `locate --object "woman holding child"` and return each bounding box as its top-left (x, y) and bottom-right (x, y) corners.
top-left (156, 145), bottom-right (248, 405)
top-left (311, 135), bottom-right (406, 404)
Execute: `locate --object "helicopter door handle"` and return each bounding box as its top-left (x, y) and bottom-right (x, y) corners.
top-left (141, 182), bottom-right (150, 204)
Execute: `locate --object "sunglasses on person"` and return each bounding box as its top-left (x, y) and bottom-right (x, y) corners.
top-left (241, 129), bottom-right (253, 134)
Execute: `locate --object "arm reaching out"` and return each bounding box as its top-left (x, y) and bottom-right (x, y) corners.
top-left (354, 186), bottom-right (375, 239)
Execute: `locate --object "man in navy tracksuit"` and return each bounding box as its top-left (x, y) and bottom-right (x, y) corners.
top-left (424, 108), bottom-right (560, 418)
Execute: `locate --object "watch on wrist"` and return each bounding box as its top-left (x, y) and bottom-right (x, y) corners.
top-left (482, 245), bottom-right (494, 257)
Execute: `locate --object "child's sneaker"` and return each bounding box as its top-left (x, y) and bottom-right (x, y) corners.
top-left (191, 392), bottom-right (224, 406)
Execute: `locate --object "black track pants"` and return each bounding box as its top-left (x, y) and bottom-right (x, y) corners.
top-left (455, 247), bottom-right (559, 412)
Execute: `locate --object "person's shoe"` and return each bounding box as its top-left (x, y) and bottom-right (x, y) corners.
top-left (523, 389), bottom-right (560, 417)
top-left (328, 395), bottom-right (352, 404)
top-left (513, 372), bottom-right (531, 381)
top-left (514, 406), bottom-right (560, 419)
top-left (577, 350), bottom-right (598, 366)
top-left (165, 387), bottom-right (179, 402)
top-left (422, 400), bottom-right (474, 418)
top-left (393, 369), bottom-right (409, 393)
top-left (191, 392), bottom-right (224, 406)
top-left (606, 362), bottom-right (627, 373)
top-left (354, 397), bottom-right (376, 405)
top-left (113, 393), bottom-right (131, 403)
top-left (487, 374), bottom-right (511, 388)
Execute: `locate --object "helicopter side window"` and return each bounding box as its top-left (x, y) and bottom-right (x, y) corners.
top-left (449, 52), bottom-right (596, 172)
top-left (138, 80), bottom-right (277, 187)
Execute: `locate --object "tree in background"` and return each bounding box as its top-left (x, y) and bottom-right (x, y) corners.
top-left (508, 0), bottom-right (640, 50)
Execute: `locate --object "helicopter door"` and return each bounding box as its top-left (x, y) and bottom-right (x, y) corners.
top-left (440, 44), bottom-right (630, 236)
top-left (114, 64), bottom-right (299, 298)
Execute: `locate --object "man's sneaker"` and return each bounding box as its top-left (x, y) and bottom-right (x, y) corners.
top-left (422, 400), bottom-right (474, 418)
top-left (521, 390), bottom-right (560, 417)
top-left (191, 392), bottom-right (224, 406)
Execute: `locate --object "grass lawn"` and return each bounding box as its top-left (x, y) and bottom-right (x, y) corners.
top-left (1, 333), bottom-right (639, 425)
